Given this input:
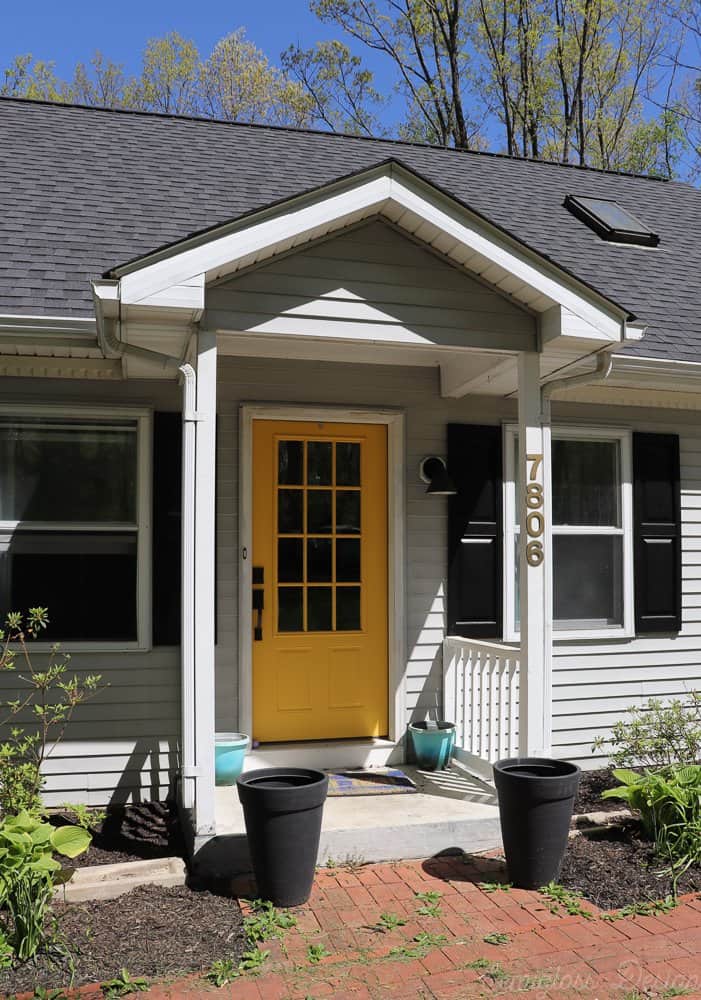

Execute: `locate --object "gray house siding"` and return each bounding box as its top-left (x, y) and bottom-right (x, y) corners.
top-left (0, 376), bottom-right (181, 807)
top-left (3, 367), bottom-right (701, 804)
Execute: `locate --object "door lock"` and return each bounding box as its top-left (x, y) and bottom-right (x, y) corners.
top-left (252, 567), bottom-right (264, 641)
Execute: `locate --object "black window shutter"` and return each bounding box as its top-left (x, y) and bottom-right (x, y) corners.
top-left (633, 432), bottom-right (681, 634)
top-left (152, 412), bottom-right (182, 645)
top-left (447, 424), bottom-right (503, 638)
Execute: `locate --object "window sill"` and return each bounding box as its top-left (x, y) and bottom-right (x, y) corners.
top-left (16, 642), bottom-right (153, 655)
top-left (505, 627), bottom-right (634, 644)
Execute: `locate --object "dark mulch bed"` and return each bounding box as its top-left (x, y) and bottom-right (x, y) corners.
top-left (559, 818), bottom-right (701, 909)
top-left (573, 766), bottom-right (632, 815)
top-left (0, 884), bottom-right (246, 995)
top-left (50, 801), bottom-right (186, 868)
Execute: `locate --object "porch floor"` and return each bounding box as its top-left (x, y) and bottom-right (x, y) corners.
top-left (193, 764), bottom-right (501, 877)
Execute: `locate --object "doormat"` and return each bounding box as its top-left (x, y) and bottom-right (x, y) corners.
top-left (326, 768), bottom-right (417, 796)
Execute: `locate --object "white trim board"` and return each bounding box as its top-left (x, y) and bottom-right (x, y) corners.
top-left (111, 163), bottom-right (628, 348)
top-left (238, 404), bottom-right (406, 747)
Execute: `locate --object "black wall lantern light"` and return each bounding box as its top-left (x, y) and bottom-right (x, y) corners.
top-left (419, 456), bottom-right (457, 496)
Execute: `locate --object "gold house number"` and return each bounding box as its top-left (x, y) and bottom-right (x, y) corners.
top-left (525, 453), bottom-right (545, 567)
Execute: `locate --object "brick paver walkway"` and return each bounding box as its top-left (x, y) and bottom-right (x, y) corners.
top-left (25, 854), bottom-right (701, 1000)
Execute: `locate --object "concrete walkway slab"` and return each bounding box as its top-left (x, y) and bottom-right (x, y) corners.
top-left (195, 764), bottom-right (501, 876)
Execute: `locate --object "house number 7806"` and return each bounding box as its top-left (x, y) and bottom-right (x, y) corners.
top-left (525, 453), bottom-right (545, 567)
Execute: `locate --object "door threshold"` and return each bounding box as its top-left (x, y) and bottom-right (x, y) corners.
top-left (244, 737), bottom-right (401, 772)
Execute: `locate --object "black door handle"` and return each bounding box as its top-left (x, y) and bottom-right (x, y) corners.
top-left (253, 568), bottom-right (264, 641)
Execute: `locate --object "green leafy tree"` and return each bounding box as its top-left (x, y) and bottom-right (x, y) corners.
top-left (0, 54), bottom-right (62, 100)
top-left (199, 28), bottom-right (311, 125)
top-left (132, 31), bottom-right (201, 114)
top-left (282, 39), bottom-right (386, 135)
top-left (311, 0), bottom-right (483, 147)
top-left (64, 52), bottom-right (133, 109)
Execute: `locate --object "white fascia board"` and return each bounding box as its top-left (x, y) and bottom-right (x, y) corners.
top-left (388, 174), bottom-right (626, 342)
top-left (114, 162), bottom-right (627, 346)
top-left (609, 353), bottom-right (701, 392)
top-left (126, 273), bottom-right (205, 318)
top-left (119, 175), bottom-right (392, 306)
top-left (0, 314), bottom-right (97, 347)
top-left (539, 304), bottom-right (614, 345)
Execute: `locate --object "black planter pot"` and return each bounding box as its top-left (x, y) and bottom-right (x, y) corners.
top-left (493, 757), bottom-right (580, 890)
top-left (237, 767), bottom-right (329, 907)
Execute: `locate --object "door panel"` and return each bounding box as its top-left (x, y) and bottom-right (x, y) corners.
top-left (252, 419), bottom-right (388, 742)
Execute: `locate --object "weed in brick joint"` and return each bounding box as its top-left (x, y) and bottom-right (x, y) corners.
top-left (483, 931), bottom-right (510, 945)
top-left (466, 958), bottom-right (509, 983)
top-left (389, 931), bottom-right (448, 959)
top-left (307, 943), bottom-right (330, 964)
top-left (375, 911), bottom-right (407, 932)
top-left (601, 896), bottom-right (677, 921)
top-left (244, 899), bottom-right (297, 941)
top-left (324, 852), bottom-right (366, 872)
top-left (205, 898), bottom-right (296, 987)
top-left (415, 889), bottom-right (443, 916)
top-left (478, 881), bottom-right (512, 893)
top-left (539, 881), bottom-right (595, 919)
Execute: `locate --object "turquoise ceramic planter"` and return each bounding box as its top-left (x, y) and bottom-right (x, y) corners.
top-left (409, 722), bottom-right (456, 770)
top-left (215, 733), bottom-right (249, 786)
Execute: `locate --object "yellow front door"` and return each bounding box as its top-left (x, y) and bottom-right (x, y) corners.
top-left (252, 419), bottom-right (388, 742)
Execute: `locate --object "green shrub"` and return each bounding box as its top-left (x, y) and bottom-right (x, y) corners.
top-left (602, 766), bottom-right (701, 882)
top-left (0, 607), bottom-right (105, 815)
top-left (592, 693), bottom-right (701, 770)
top-left (0, 809), bottom-right (91, 960)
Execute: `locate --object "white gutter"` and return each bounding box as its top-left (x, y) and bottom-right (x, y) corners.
top-left (541, 351), bottom-right (614, 407)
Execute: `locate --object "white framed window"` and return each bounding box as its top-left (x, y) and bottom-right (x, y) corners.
top-left (504, 424), bottom-right (634, 641)
top-left (0, 406), bottom-right (151, 650)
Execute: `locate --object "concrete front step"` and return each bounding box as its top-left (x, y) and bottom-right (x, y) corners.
top-left (243, 737), bottom-right (400, 772)
top-left (192, 764), bottom-right (501, 878)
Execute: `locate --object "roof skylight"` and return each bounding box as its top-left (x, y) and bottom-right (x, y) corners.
top-left (564, 194), bottom-right (659, 247)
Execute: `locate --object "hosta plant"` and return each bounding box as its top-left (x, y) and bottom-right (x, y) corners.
top-left (0, 810), bottom-right (91, 960)
top-left (602, 766), bottom-right (701, 883)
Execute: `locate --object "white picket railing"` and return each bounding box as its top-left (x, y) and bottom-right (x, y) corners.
top-left (443, 636), bottom-right (520, 782)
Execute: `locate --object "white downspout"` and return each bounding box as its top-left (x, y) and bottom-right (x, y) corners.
top-left (179, 364), bottom-right (198, 812)
top-left (92, 290), bottom-right (201, 818)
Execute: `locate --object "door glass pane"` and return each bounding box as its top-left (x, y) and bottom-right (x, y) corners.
top-left (308, 587), bottom-right (332, 631)
top-left (553, 535), bottom-right (622, 626)
top-left (336, 442), bottom-right (360, 486)
top-left (1, 531), bottom-right (137, 641)
top-left (278, 441), bottom-right (303, 485)
top-left (336, 587), bottom-right (361, 630)
top-left (552, 439), bottom-right (619, 526)
top-left (0, 421), bottom-right (137, 523)
top-left (278, 587), bottom-right (303, 632)
top-left (307, 441), bottom-right (332, 485)
top-left (336, 538), bottom-right (360, 582)
top-left (307, 538), bottom-right (332, 582)
top-left (278, 538), bottom-right (303, 582)
top-left (278, 490), bottom-right (303, 534)
top-left (307, 491), bottom-right (332, 534)
top-left (336, 491), bottom-right (360, 534)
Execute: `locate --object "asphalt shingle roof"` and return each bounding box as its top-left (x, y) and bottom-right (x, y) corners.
top-left (2, 97), bottom-right (700, 361)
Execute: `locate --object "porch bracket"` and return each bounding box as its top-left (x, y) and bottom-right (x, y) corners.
top-left (517, 352), bottom-right (553, 758)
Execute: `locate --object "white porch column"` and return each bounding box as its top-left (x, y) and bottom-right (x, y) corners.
top-left (517, 352), bottom-right (553, 757)
top-left (193, 331), bottom-right (217, 834)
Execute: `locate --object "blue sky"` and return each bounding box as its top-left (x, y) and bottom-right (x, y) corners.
top-left (1, 1), bottom-right (347, 80)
